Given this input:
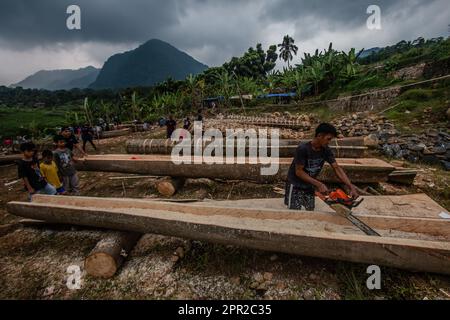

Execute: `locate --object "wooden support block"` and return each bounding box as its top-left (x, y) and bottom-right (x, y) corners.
top-left (85, 231), bottom-right (141, 278)
top-left (156, 177), bottom-right (186, 197)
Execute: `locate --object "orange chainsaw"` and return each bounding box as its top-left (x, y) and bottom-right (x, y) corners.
top-left (316, 189), bottom-right (380, 237)
top-left (317, 189), bottom-right (364, 209)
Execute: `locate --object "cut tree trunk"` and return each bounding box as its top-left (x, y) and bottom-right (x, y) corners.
top-left (75, 155), bottom-right (395, 184)
top-left (29, 194), bottom-right (450, 239)
top-left (125, 139), bottom-right (367, 158)
top-left (85, 231), bottom-right (141, 278)
top-left (99, 128), bottom-right (131, 139)
top-left (6, 199), bottom-right (450, 275)
top-left (0, 154), bottom-right (22, 165)
top-left (156, 177), bottom-right (186, 197)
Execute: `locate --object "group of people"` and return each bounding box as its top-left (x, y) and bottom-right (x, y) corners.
top-left (163, 110), bottom-right (204, 139)
top-left (17, 127), bottom-right (88, 201)
top-left (16, 115), bottom-right (360, 212)
top-left (65, 124), bottom-right (98, 153)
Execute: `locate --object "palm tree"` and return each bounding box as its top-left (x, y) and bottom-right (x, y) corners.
top-left (278, 35), bottom-right (299, 68)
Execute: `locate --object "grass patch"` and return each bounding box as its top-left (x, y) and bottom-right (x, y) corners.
top-left (0, 106), bottom-right (79, 139)
top-left (383, 86), bottom-right (450, 132)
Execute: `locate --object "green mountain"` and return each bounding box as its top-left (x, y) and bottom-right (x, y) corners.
top-left (358, 47), bottom-right (382, 58)
top-left (12, 66), bottom-right (100, 91)
top-left (90, 39), bottom-right (208, 89)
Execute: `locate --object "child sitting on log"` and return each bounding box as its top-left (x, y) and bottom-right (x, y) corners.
top-left (18, 142), bottom-right (57, 201)
top-left (40, 149), bottom-right (66, 195)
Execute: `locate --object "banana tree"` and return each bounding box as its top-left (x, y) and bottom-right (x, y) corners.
top-left (83, 97), bottom-right (94, 126)
top-left (131, 92), bottom-right (140, 121)
top-left (185, 74), bottom-right (199, 109)
top-left (239, 77), bottom-right (262, 97)
top-left (215, 71), bottom-right (234, 107)
top-left (306, 61), bottom-right (326, 96)
top-left (100, 100), bottom-right (112, 124)
top-left (340, 48), bottom-right (363, 81)
top-left (294, 68), bottom-right (310, 100)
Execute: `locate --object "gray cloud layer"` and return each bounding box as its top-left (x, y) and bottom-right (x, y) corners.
top-left (0, 0), bottom-right (449, 85)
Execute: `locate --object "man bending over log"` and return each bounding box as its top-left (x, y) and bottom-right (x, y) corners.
top-left (285, 123), bottom-right (359, 211)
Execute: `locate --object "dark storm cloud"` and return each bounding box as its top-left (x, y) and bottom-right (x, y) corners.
top-left (0, 0), bottom-right (448, 85)
top-left (0, 0), bottom-right (446, 49)
top-left (261, 0), bottom-right (443, 41)
top-left (0, 0), bottom-right (180, 48)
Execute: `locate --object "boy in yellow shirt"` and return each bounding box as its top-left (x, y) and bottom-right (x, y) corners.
top-left (40, 150), bottom-right (66, 195)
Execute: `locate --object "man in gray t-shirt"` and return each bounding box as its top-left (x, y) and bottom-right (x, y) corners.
top-left (54, 135), bottom-right (80, 195)
top-left (285, 124), bottom-right (359, 211)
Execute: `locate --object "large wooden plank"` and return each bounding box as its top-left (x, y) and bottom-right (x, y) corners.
top-left (31, 195), bottom-right (450, 239)
top-left (126, 139), bottom-right (368, 158)
top-left (100, 128), bottom-right (131, 139)
top-left (353, 194), bottom-right (449, 219)
top-left (6, 201), bottom-right (450, 275)
top-left (205, 194), bottom-right (449, 220)
top-left (75, 155), bottom-right (394, 183)
top-left (0, 154), bottom-right (21, 165)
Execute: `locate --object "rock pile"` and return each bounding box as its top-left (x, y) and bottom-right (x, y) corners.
top-left (333, 112), bottom-right (450, 170)
top-left (378, 129), bottom-right (450, 170)
top-left (332, 112), bottom-right (393, 138)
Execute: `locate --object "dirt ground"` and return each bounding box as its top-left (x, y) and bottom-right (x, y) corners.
top-left (1, 129), bottom-right (449, 300)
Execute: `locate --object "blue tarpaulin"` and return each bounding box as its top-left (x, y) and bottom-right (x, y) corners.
top-left (258, 92), bottom-right (297, 99)
top-left (203, 96), bottom-right (224, 102)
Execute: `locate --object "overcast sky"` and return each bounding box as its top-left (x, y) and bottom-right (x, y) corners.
top-left (0, 0), bottom-right (449, 85)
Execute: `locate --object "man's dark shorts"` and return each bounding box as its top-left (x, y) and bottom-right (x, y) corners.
top-left (284, 182), bottom-right (315, 211)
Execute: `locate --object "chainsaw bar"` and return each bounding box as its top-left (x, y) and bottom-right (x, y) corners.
top-left (345, 213), bottom-right (381, 237)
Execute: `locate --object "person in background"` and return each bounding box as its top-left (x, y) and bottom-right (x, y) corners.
top-left (18, 142), bottom-right (57, 201)
top-left (3, 138), bottom-right (13, 150)
top-left (95, 125), bottom-right (102, 138)
top-left (40, 149), bottom-right (66, 195)
top-left (81, 124), bottom-right (97, 152)
top-left (158, 117), bottom-right (167, 127)
top-left (196, 109), bottom-right (204, 123)
top-left (196, 110), bottom-right (205, 136)
top-left (53, 135), bottom-right (80, 195)
top-left (183, 116), bottom-right (191, 130)
top-left (166, 115), bottom-right (177, 139)
top-left (60, 127), bottom-right (87, 157)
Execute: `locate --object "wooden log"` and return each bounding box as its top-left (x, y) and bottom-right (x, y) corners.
top-left (75, 155), bottom-right (395, 184)
top-left (85, 231), bottom-right (141, 278)
top-left (6, 200), bottom-right (450, 275)
top-left (30, 195), bottom-right (450, 239)
top-left (0, 154), bottom-right (22, 165)
top-left (125, 139), bottom-right (367, 158)
top-left (156, 177), bottom-right (186, 197)
top-left (99, 128), bottom-right (131, 139)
